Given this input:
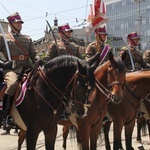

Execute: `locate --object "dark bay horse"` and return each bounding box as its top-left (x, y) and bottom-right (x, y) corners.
top-left (103, 69), bottom-right (150, 150)
top-left (13, 55), bottom-right (95, 150)
top-left (57, 52), bottom-right (126, 150)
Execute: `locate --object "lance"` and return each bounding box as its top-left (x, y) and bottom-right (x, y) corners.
top-left (0, 22), bottom-right (16, 68)
top-left (121, 34), bottom-right (135, 71)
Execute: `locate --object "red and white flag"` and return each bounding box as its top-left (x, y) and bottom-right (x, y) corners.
top-left (85, 0), bottom-right (108, 34)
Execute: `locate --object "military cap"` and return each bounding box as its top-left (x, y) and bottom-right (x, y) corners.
top-left (127, 32), bottom-right (140, 39)
top-left (7, 12), bottom-right (24, 24)
top-left (94, 26), bottom-right (108, 35)
top-left (58, 23), bottom-right (73, 32)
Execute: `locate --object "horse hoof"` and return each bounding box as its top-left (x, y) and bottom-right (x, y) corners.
top-left (77, 143), bottom-right (82, 150)
top-left (137, 144), bottom-right (145, 150)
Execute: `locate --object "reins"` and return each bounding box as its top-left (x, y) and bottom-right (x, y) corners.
top-left (123, 83), bottom-right (142, 125)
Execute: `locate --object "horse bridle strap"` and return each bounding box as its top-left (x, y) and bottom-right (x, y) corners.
top-left (38, 67), bottom-right (66, 101)
top-left (95, 79), bottom-right (111, 98)
top-left (125, 83), bottom-right (142, 102)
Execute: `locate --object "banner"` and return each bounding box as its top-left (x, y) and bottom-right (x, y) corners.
top-left (85, 0), bottom-right (108, 34)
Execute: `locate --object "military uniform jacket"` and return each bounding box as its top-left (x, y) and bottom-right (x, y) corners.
top-left (0, 32), bottom-right (38, 73)
top-left (85, 41), bottom-right (111, 63)
top-left (44, 39), bottom-right (83, 63)
top-left (119, 46), bottom-right (147, 70)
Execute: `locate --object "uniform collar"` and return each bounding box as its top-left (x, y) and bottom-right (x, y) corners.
top-left (11, 32), bottom-right (20, 36)
top-left (61, 39), bottom-right (70, 45)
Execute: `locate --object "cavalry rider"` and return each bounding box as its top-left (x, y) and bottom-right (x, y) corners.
top-left (0, 12), bottom-right (40, 130)
top-left (119, 31), bottom-right (150, 71)
top-left (43, 23), bottom-right (83, 63)
top-left (85, 26), bottom-right (111, 122)
top-left (85, 26), bottom-right (111, 68)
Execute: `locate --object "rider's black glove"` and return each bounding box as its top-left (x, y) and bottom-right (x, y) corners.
top-left (0, 60), bottom-right (13, 69)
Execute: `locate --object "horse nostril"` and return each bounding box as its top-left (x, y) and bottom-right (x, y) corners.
top-left (111, 95), bottom-right (122, 104)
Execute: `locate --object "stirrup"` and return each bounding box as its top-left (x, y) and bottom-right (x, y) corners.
top-left (3, 115), bottom-right (16, 130)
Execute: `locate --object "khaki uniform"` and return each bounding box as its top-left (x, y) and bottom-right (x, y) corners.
top-left (143, 49), bottom-right (150, 64)
top-left (44, 39), bottom-right (83, 63)
top-left (0, 32), bottom-right (38, 95)
top-left (85, 42), bottom-right (110, 63)
top-left (119, 46), bottom-right (147, 71)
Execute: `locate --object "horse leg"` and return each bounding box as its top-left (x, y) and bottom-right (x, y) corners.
top-left (146, 119), bottom-right (150, 141)
top-left (136, 116), bottom-right (145, 142)
top-left (78, 122), bottom-right (90, 150)
top-left (103, 121), bottom-right (112, 150)
top-left (43, 124), bottom-right (57, 150)
top-left (18, 129), bottom-right (26, 150)
top-left (113, 122), bottom-right (124, 150)
top-left (124, 120), bottom-right (135, 150)
top-left (26, 128), bottom-right (40, 150)
top-left (90, 121), bottom-right (104, 150)
top-left (62, 125), bottom-right (69, 149)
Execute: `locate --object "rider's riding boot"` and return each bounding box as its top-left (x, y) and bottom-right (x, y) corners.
top-left (2, 94), bottom-right (16, 130)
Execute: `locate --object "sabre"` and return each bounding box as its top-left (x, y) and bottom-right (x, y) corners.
top-left (121, 34), bottom-right (135, 71)
top-left (46, 20), bottom-right (58, 46)
top-left (0, 22), bottom-right (11, 61)
top-left (0, 22), bottom-right (16, 68)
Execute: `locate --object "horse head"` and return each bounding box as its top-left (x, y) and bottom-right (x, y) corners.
top-left (95, 52), bottom-right (126, 105)
top-left (69, 59), bottom-right (95, 118)
top-left (107, 52), bottom-right (126, 104)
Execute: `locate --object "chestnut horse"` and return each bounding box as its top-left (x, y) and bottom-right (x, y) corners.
top-left (11, 55), bottom-right (96, 150)
top-left (103, 69), bottom-right (150, 150)
top-left (57, 52), bottom-right (126, 150)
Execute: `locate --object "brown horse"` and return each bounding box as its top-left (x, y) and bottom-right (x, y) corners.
top-left (7, 55), bottom-right (96, 150)
top-left (103, 69), bottom-right (150, 150)
top-left (56, 52), bottom-right (126, 150)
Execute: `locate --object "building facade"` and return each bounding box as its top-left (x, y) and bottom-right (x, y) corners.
top-left (106, 0), bottom-right (150, 55)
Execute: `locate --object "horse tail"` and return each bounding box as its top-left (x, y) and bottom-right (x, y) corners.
top-left (69, 126), bottom-right (77, 141)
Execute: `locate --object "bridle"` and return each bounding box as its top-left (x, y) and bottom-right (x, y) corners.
top-left (66, 70), bottom-right (92, 103)
top-left (33, 66), bottom-right (93, 114)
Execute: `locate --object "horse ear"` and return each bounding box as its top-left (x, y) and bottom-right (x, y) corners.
top-left (108, 51), bottom-right (114, 62)
top-left (108, 51), bottom-right (118, 67)
top-left (77, 59), bottom-right (83, 72)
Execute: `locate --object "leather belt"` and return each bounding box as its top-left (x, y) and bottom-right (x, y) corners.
top-left (10, 55), bottom-right (29, 60)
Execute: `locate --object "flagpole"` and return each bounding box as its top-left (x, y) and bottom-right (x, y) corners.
top-left (96, 29), bottom-right (100, 52)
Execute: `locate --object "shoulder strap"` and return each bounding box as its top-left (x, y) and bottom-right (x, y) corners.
top-left (60, 41), bottom-right (75, 56)
top-left (8, 33), bottom-right (27, 56)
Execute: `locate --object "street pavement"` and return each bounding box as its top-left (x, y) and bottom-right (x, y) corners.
top-left (0, 123), bottom-right (150, 150)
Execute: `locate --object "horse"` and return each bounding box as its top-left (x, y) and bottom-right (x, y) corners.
top-left (102, 69), bottom-right (150, 150)
top-left (8, 55), bottom-right (96, 150)
top-left (56, 52), bottom-right (126, 150)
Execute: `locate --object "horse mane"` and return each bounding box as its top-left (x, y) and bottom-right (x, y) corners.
top-left (44, 55), bottom-right (88, 70)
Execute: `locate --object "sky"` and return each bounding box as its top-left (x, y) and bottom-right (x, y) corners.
top-left (0, 0), bottom-right (115, 41)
